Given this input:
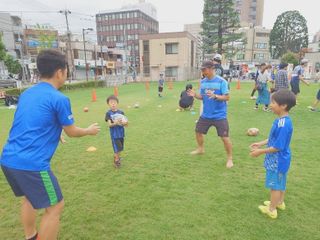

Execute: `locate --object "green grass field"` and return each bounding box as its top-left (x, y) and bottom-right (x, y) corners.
top-left (0, 81), bottom-right (320, 240)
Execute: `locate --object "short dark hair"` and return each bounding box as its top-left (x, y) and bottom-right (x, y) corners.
top-left (106, 95), bottom-right (119, 104)
top-left (271, 89), bottom-right (296, 111)
top-left (37, 49), bottom-right (67, 78)
top-left (186, 84), bottom-right (193, 90)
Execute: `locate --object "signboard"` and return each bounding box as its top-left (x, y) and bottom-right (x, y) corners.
top-left (106, 61), bottom-right (115, 69)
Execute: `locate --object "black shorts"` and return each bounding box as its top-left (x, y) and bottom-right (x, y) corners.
top-left (290, 81), bottom-right (300, 95)
top-left (112, 138), bottom-right (124, 153)
top-left (158, 86), bottom-right (163, 92)
top-left (179, 101), bottom-right (192, 109)
top-left (317, 90), bottom-right (320, 100)
top-left (1, 165), bottom-right (63, 209)
top-left (195, 117), bottom-right (229, 137)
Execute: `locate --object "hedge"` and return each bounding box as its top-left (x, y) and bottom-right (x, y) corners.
top-left (3, 80), bottom-right (106, 96)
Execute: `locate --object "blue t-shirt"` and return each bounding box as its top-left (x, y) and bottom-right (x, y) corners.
top-left (105, 109), bottom-right (125, 139)
top-left (0, 82), bottom-right (74, 171)
top-left (264, 116), bottom-right (293, 173)
top-left (291, 65), bottom-right (304, 84)
top-left (200, 75), bottom-right (229, 120)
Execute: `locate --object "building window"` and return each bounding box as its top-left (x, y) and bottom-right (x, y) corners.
top-left (165, 43), bottom-right (179, 54)
top-left (165, 66), bottom-right (178, 77)
top-left (255, 43), bottom-right (267, 49)
top-left (254, 53), bottom-right (265, 60)
top-left (236, 54), bottom-right (245, 60)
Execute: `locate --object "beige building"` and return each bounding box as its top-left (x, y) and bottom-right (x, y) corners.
top-left (184, 23), bottom-right (203, 68)
top-left (139, 32), bottom-right (198, 81)
top-left (233, 26), bottom-right (271, 63)
top-left (234, 0), bottom-right (264, 27)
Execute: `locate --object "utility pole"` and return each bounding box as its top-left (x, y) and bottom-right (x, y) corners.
top-left (123, 26), bottom-right (128, 84)
top-left (82, 28), bottom-right (93, 81)
top-left (59, 10), bottom-right (74, 83)
top-left (100, 44), bottom-right (104, 78)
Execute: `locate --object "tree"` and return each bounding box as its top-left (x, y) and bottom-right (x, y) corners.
top-left (281, 52), bottom-right (299, 66)
top-left (201, 0), bottom-right (244, 55)
top-left (4, 54), bottom-right (21, 74)
top-left (0, 34), bottom-right (7, 61)
top-left (270, 11), bottom-right (308, 59)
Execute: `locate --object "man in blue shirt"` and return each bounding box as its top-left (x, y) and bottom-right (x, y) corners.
top-left (188, 61), bottom-right (233, 169)
top-left (250, 89), bottom-right (296, 219)
top-left (0, 50), bottom-right (100, 240)
top-left (290, 59), bottom-right (310, 96)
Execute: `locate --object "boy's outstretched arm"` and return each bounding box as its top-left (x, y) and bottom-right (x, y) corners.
top-left (63, 123), bottom-right (100, 137)
top-left (250, 146), bottom-right (278, 158)
top-left (250, 139), bottom-right (268, 149)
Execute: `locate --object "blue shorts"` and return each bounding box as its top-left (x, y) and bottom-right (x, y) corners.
top-left (1, 165), bottom-right (63, 209)
top-left (112, 138), bottom-right (124, 153)
top-left (265, 170), bottom-right (287, 191)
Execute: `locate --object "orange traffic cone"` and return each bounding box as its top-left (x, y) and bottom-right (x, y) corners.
top-left (114, 86), bottom-right (119, 97)
top-left (236, 79), bottom-right (241, 90)
top-left (91, 89), bottom-right (97, 102)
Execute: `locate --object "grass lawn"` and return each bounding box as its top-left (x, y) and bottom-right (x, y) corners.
top-left (0, 81), bottom-right (320, 240)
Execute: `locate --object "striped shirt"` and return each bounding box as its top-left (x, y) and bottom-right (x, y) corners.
top-left (275, 69), bottom-right (289, 90)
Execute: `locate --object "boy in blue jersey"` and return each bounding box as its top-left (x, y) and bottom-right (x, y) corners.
top-left (0, 49), bottom-right (100, 240)
top-left (250, 89), bottom-right (296, 219)
top-left (105, 95), bottom-right (128, 168)
top-left (188, 61), bottom-right (234, 169)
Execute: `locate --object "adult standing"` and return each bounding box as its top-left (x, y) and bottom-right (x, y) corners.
top-left (274, 63), bottom-right (289, 91)
top-left (188, 61), bottom-right (233, 169)
top-left (254, 63), bottom-right (271, 111)
top-left (0, 49), bottom-right (100, 240)
top-left (290, 59), bottom-right (310, 97)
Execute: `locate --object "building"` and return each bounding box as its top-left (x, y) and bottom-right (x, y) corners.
top-left (234, 0), bottom-right (264, 27)
top-left (233, 26), bottom-right (271, 64)
top-left (24, 25), bottom-right (59, 62)
top-left (96, 1), bottom-right (159, 70)
top-left (59, 34), bottom-right (124, 80)
top-left (0, 13), bottom-right (23, 59)
top-left (139, 32), bottom-right (198, 81)
top-left (184, 23), bottom-right (203, 68)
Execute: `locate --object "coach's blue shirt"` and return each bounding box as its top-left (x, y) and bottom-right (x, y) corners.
top-left (200, 75), bottom-right (229, 120)
top-left (264, 116), bottom-right (293, 173)
top-left (105, 109), bottom-right (125, 139)
top-left (0, 82), bottom-right (74, 171)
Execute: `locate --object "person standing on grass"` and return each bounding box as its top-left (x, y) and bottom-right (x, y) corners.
top-left (188, 61), bottom-right (233, 169)
top-left (250, 89), bottom-right (296, 219)
top-left (158, 73), bottom-right (164, 97)
top-left (290, 59), bottom-right (310, 98)
top-left (274, 63), bottom-right (289, 91)
top-left (0, 49), bottom-right (100, 240)
top-left (105, 95), bottom-right (128, 168)
top-left (254, 63), bottom-right (271, 112)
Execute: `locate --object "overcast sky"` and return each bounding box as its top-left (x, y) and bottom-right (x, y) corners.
top-left (0, 0), bottom-right (318, 41)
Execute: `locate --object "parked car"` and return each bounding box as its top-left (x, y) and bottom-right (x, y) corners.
top-left (0, 75), bottom-right (17, 88)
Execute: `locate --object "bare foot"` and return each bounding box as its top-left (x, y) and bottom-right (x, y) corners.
top-left (190, 149), bottom-right (205, 155)
top-left (226, 160), bottom-right (234, 168)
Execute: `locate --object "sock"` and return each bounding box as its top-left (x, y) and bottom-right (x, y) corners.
top-left (26, 232), bottom-right (38, 240)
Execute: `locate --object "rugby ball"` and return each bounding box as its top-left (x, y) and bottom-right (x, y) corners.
top-left (247, 128), bottom-right (259, 136)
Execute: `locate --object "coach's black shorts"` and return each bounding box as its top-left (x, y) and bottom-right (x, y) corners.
top-left (195, 117), bottom-right (229, 137)
top-left (158, 86), bottom-right (163, 92)
top-left (290, 81), bottom-right (300, 95)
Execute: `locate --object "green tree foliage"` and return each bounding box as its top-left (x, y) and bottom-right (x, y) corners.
top-left (201, 0), bottom-right (244, 55)
top-left (270, 11), bottom-right (308, 59)
top-left (0, 34), bottom-right (7, 61)
top-left (4, 54), bottom-right (21, 74)
top-left (281, 52), bottom-right (299, 66)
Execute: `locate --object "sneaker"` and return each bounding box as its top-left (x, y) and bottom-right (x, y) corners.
top-left (250, 96), bottom-right (257, 100)
top-left (309, 108), bottom-right (316, 112)
top-left (114, 159), bottom-right (121, 168)
top-left (307, 106), bottom-right (313, 109)
top-left (263, 201), bottom-right (286, 210)
top-left (258, 205), bottom-right (277, 219)
top-left (253, 107), bottom-right (258, 110)
top-left (263, 107), bottom-right (271, 112)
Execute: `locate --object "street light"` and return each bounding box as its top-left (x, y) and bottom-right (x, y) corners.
top-left (82, 28), bottom-right (93, 81)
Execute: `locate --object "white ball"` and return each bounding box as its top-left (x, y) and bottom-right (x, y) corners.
top-left (247, 128), bottom-right (259, 136)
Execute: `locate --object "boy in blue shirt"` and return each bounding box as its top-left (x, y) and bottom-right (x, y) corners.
top-left (105, 95), bottom-right (128, 168)
top-left (188, 61), bottom-right (233, 169)
top-left (0, 49), bottom-right (100, 240)
top-left (290, 59), bottom-right (310, 97)
top-left (250, 89), bottom-right (296, 219)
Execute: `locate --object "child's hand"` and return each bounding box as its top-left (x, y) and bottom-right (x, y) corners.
top-left (187, 89), bottom-right (196, 97)
top-left (250, 148), bottom-right (263, 158)
top-left (60, 135), bottom-right (66, 144)
top-left (250, 142), bottom-right (261, 150)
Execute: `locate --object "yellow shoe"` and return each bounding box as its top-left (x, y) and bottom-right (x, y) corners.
top-left (263, 201), bottom-right (286, 210)
top-left (258, 205), bottom-right (277, 219)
